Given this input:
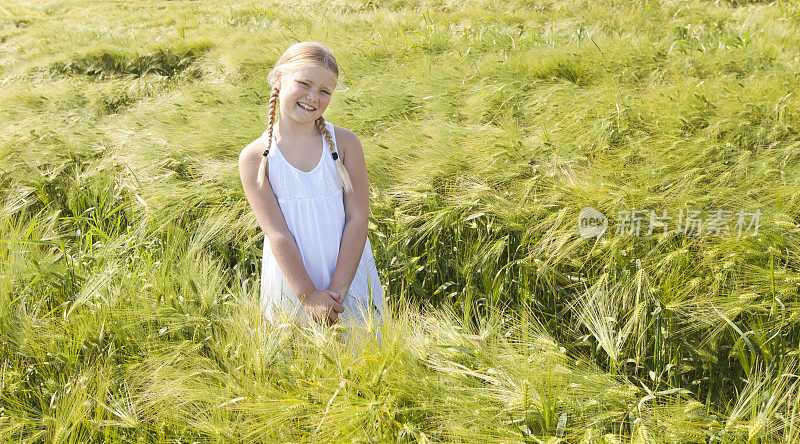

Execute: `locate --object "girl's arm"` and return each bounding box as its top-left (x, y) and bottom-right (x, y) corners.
top-left (239, 141), bottom-right (318, 302)
top-left (328, 127), bottom-right (370, 298)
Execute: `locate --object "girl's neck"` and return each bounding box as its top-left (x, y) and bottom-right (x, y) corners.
top-left (275, 118), bottom-right (318, 141)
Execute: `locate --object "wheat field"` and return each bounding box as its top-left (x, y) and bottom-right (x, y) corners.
top-left (1, 0), bottom-right (800, 442)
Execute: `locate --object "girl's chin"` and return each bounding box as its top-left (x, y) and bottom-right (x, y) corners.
top-left (292, 114), bottom-right (317, 122)
top-left (294, 111), bottom-right (319, 121)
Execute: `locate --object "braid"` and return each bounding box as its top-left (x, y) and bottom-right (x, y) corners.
top-left (256, 86), bottom-right (280, 190)
top-left (316, 116), bottom-right (353, 193)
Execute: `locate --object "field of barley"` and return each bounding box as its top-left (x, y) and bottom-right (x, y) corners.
top-left (2, 0), bottom-right (800, 442)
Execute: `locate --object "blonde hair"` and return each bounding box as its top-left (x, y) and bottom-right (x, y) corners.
top-left (256, 42), bottom-right (353, 193)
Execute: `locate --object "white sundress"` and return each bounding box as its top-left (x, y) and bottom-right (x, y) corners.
top-left (259, 121), bottom-right (385, 331)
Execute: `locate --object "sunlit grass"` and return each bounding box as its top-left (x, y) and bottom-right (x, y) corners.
top-left (2, 0), bottom-right (800, 441)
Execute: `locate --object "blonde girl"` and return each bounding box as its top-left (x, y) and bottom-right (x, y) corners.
top-left (239, 41), bottom-right (385, 330)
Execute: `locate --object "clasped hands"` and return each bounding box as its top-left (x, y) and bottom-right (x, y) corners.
top-left (300, 287), bottom-right (347, 327)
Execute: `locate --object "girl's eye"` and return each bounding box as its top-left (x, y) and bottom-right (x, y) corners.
top-left (298, 81), bottom-right (309, 86)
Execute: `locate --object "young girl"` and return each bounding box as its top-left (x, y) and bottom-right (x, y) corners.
top-left (239, 42), bottom-right (385, 332)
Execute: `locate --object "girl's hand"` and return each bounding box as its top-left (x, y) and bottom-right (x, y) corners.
top-left (301, 289), bottom-right (344, 327)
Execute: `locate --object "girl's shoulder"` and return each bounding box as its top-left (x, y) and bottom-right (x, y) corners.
top-left (330, 124), bottom-right (362, 164)
top-left (240, 134), bottom-right (268, 159)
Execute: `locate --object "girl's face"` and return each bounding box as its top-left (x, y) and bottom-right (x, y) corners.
top-left (277, 64), bottom-right (337, 125)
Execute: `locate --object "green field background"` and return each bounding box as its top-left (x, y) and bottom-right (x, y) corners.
top-left (1, 0), bottom-right (800, 442)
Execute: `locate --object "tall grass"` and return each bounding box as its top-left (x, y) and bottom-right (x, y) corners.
top-left (1, 0), bottom-right (799, 441)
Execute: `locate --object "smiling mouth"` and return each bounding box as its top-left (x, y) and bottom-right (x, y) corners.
top-left (297, 102), bottom-right (316, 111)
